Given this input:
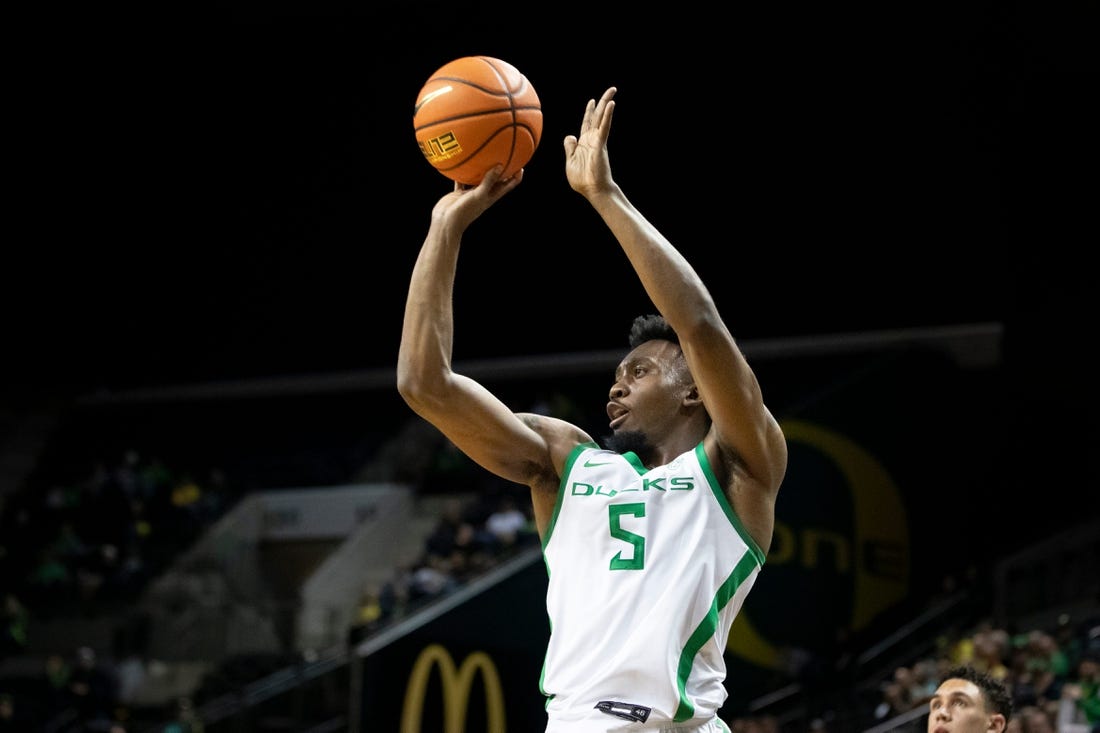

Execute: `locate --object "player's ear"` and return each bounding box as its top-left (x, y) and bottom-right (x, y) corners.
top-left (682, 384), bottom-right (703, 408)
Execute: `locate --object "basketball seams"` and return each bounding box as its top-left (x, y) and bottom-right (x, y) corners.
top-left (413, 111), bottom-right (532, 134)
top-left (421, 77), bottom-right (525, 98)
top-left (474, 55), bottom-right (524, 101)
top-left (476, 58), bottom-right (523, 152)
top-left (413, 80), bottom-right (534, 125)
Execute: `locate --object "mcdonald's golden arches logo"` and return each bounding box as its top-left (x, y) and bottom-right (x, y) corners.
top-left (401, 643), bottom-right (506, 733)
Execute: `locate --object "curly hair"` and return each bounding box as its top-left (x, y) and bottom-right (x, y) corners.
top-left (941, 665), bottom-right (1013, 720)
top-left (628, 314), bottom-right (679, 348)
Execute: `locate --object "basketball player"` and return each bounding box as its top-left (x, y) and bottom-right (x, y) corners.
top-left (927, 666), bottom-right (1013, 733)
top-left (398, 86), bottom-right (788, 732)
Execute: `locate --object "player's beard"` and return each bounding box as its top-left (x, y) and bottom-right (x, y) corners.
top-left (601, 429), bottom-right (653, 460)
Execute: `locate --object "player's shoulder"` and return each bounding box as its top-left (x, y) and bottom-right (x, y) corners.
top-left (517, 412), bottom-right (592, 443)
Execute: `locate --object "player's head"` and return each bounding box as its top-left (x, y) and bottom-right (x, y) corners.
top-left (928, 665), bottom-right (1012, 733)
top-left (626, 315), bottom-right (691, 387)
top-left (603, 315), bottom-right (705, 456)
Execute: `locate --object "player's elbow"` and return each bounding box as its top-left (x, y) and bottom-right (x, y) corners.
top-left (396, 362), bottom-right (449, 416)
top-left (395, 371), bottom-right (417, 408)
top-left (396, 367), bottom-right (429, 409)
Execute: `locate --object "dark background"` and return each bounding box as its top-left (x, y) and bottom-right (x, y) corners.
top-left (2, 6), bottom-right (1097, 727)
top-left (7, 2), bottom-right (1096, 400)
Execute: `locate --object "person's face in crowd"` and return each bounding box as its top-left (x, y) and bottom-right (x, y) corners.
top-left (928, 677), bottom-right (1006, 733)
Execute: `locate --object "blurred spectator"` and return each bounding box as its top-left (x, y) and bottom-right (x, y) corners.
top-left (0, 593), bottom-right (29, 658)
top-left (170, 479), bottom-right (202, 512)
top-left (874, 674), bottom-right (912, 721)
top-left (115, 649), bottom-right (150, 708)
top-left (1020, 629), bottom-right (1069, 700)
top-left (136, 453), bottom-right (173, 501)
top-left (909, 659), bottom-right (939, 706)
top-left (0, 691), bottom-right (29, 733)
top-left (160, 696), bottom-right (203, 733)
top-left (167, 475), bottom-right (206, 547)
top-left (974, 627), bottom-right (1011, 681)
top-left (24, 545), bottom-right (74, 609)
top-left (44, 651), bottom-right (74, 710)
top-left (425, 498), bottom-right (477, 560)
top-left (777, 643), bottom-right (816, 682)
top-left (409, 554), bottom-right (456, 601)
top-left (348, 584), bottom-right (384, 645)
top-left (378, 564), bottom-right (412, 622)
top-left (483, 494), bottom-right (533, 552)
top-left (67, 646), bottom-right (120, 728)
top-left (1015, 704), bottom-right (1055, 733)
top-left (1058, 651), bottom-right (1100, 731)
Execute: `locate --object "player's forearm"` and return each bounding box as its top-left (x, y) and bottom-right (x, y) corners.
top-left (398, 297), bottom-right (453, 381)
top-left (586, 186), bottom-right (717, 332)
top-left (397, 229), bottom-right (461, 405)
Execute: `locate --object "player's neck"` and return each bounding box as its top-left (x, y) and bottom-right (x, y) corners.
top-left (643, 432), bottom-right (703, 470)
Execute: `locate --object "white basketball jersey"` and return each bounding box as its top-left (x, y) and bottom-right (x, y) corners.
top-left (541, 442), bottom-right (765, 731)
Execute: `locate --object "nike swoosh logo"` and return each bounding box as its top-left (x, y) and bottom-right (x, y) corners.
top-left (414, 86), bottom-right (453, 115)
top-left (584, 459), bottom-right (613, 467)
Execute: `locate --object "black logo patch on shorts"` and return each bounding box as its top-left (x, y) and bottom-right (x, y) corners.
top-left (595, 700), bottom-right (652, 722)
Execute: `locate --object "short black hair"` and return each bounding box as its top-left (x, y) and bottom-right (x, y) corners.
top-left (629, 314), bottom-right (678, 348)
top-left (941, 665), bottom-right (1013, 720)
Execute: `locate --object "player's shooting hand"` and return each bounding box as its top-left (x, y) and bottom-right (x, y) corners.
top-left (431, 165), bottom-right (524, 231)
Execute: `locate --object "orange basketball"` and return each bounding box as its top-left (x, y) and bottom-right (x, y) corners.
top-left (413, 56), bottom-right (542, 186)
